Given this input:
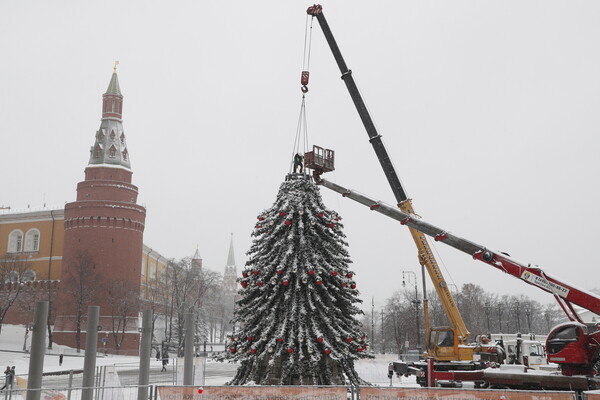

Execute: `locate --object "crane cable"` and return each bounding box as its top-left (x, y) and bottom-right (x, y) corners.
top-left (290, 14), bottom-right (314, 174)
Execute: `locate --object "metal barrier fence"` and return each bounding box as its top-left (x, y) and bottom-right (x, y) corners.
top-left (2, 384), bottom-right (599, 400)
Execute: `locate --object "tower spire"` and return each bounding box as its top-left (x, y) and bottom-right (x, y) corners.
top-left (88, 66), bottom-right (130, 170)
top-left (227, 233), bottom-right (236, 267)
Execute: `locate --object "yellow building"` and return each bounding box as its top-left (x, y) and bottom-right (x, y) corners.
top-left (0, 209), bottom-right (167, 289)
top-left (0, 209), bottom-right (64, 281)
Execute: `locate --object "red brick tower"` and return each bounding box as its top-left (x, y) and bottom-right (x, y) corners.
top-left (53, 67), bottom-right (146, 354)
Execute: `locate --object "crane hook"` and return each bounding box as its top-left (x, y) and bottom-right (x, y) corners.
top-left (301, 85), bottom-right (309, 93)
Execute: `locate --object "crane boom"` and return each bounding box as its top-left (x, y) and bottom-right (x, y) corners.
top-left (306, 5), bottom-right (406, 202)
top-left (318, 177), bottom-right (600, 317)
top-left (307, 4), bottom-right (471, 346)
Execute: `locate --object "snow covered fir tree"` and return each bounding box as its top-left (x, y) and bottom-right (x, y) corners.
top-left (222, 173), bottom-right (372, 385)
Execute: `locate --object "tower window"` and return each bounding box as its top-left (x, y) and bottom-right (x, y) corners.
top-left (122, 148), bottom-right (128, 161)
top-left (120, 133), bottom-right (125, 145)
top-left (8, 230), bottom-right (23, 253)
top-left (94, 144), bottom-right (102, 158)
top-left (24, 229), bottom-right (40, 252)
top-left (109, 145), bottom-right (117, 158)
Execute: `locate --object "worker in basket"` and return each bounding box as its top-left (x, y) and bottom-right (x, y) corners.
top-left (293, 153), bottom-right (304, 173)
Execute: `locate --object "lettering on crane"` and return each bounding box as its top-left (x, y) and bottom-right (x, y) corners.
top-left (521, 271), bottom-right (570, 297)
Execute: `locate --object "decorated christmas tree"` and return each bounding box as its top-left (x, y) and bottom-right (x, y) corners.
top-left (223, 174), bottom-right (371, 385)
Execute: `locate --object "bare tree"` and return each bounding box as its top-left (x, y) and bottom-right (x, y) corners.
top-left (142, 274), bottom-right (168, 345)
top-left (159, 258), bottom-right (222, 351)
top-left (106, 280), bottom-right (140, 354)
top-left (62, 250), bottom-right (102, 352)
top-left (0, 254), bottom-right (31, 332)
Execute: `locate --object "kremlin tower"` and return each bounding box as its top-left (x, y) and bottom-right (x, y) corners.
top-left (221, 234), bottom-right (238, 338)
top-left (53, 67), bottom-right (146, 353)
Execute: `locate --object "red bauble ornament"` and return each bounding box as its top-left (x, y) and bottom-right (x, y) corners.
top-left (316, 280), bottom-right (322, 285)
top-left (242, 272), bottom-right (248, 278)
top-left (285, 220), bottom-right (291, 225)
top-left (308, 270), bottom-right (315, 276)
top-left (351, 284), bottom-right (357, 289)
top-left (253, 270), bottom-right (259, 276)
top-left (331, 271), bottom-right (338, 277)
top-left (361, 335), bottom-right (366, 341)
top-left (287, 348), bottom-right (294, 354)
top-left (346, 337), bottom-right (353, 343)
top-left (324, 349), bottom-right (331, 355)
top-left (257, 281), bottom-right (263, 287)
top-left (347, 273), bottom-right (353, 278)
top-left (197, 387), bottom-right (204, 394)
top-left (241, 282), bottom-right (247, 288)
top-left (247, 336), bottom-right (253, 341)
top-left (250, 348), bottom-right (256, 354)
top-left (277, 338), bottom-right (283, 342)
top-left (230, 348), bottom-right (236, 353)
top-left (341, 283), bottom-right (347, 288)
top-left (282, 281), bottom-right (289, 286)
top-left (279, 211), bottom-right (286, 216)
top-left (328, 223), bottom-right (335, 228)
top-left (357, 347), bottom-right (363, 352)
top-left (257, 216), bottom-right (265, 221)
top-left (334, 217), bottom-right (339, 221)
top-left (317, 337), bottom-right (324, 343)
top-left (318, 212), bottom-right (324, 218)
top-left (256, 225), bottom-right (262, 229)
top-left (276, 269), bottom-right (283, 275)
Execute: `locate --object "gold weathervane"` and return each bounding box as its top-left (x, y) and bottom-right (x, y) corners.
top-left (113, 60), bottom-right (120, 73)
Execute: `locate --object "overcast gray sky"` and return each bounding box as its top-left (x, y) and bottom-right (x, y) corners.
top-left (1, 1), bottom-right (599, 311)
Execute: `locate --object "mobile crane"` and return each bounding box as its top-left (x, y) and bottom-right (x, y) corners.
top-left (304, 5), bottom-right (600, 390)
top-left (312, 177), bottom-right (600, 390)
top-left (305, 4), bottom-right (502, 368)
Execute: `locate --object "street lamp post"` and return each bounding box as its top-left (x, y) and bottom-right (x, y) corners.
top-left (544, 311), bottom-right (551, 333)
top-left (497, 303), bottom-right (503, 332)
top-left (371, 297), bottom-right (375, 353)
top-left (484, 302), bottom-right (491, 333)
top-left (513, 301), bottom-right (521, 332)
top-left (402, 271), bottom-right (421, 349)
top-left (525, 306), bottom-right (532, 333)
top-left (381, 309), bottom-right (385, 354)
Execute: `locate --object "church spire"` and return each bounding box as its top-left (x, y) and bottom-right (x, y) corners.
top-left (88, 64), bottom-right (131, 170)
top-left (226, 233), bottom-right (236, 267)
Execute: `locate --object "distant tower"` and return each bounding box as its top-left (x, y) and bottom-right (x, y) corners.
top-left (223, 233), bottom-right (237, 295)
top-left (54, 66), bottom-right (146, 353)
top-left (221, 234), bottom-right (238, 340)
top-left (192, 246), bottom-right (203, 274)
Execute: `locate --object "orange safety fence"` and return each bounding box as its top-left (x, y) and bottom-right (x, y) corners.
top-left (584, 390), bottom-right (600, 400)
top-left (359, 387), bottom-right (577, 400)
top-left (158, 385), bottom-right (348, 400)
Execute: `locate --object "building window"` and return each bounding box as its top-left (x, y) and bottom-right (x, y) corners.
top-left (23, 270), bottom-right (36, 282)
top-left (150, 261), bottom-right (157, 280)
top-left (122, 148), bottom-right (128, 161)
top-left (7, 230), bottom-right (23, 253)
top-left (24, 229), bottom-right (40, 252)
top-left (94, 144), bottom-right (102, 158)
top-left (120, 133), bottom-right (125, 145)
top-left (5, 271), bottom-right (19, 283)
top-left (110, 130), bottom-right (116, 140)
top-left (109, 145), bottom-right (117, 158)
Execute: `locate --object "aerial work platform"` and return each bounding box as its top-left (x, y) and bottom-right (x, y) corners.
top-left (304, 145), bottom-right (335, 173)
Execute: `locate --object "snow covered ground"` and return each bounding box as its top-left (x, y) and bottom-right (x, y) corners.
top-left (0, 325), bottom-right (416, 387)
